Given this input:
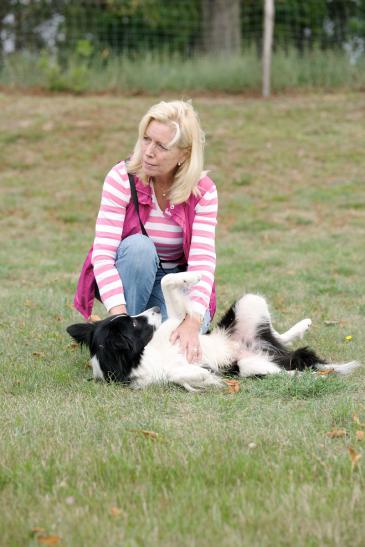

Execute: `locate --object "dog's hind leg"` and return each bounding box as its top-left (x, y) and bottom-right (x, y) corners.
top-left (237, 352), bottom-right (283, 377)
top-left (273, 318), bottom-right (312, 345)
top-left (161, 272), bottom-right (202, 320)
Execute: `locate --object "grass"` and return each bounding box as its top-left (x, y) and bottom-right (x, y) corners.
top-left (0, 91), bottom-right (364, 546)
top-left (1, 48), bottom-right (365, 94)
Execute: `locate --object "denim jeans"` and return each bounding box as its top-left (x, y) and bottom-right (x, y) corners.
top-left (115, 234), bottom-right (210, 332)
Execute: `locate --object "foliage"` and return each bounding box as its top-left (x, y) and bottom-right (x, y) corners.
top-left (0, 0), bottom-right (364, 59)
top-left (1, 47), bottom-right (365, 93)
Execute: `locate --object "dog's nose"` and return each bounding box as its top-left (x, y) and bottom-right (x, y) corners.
top-left (151, 306), bottom-right (160, 314)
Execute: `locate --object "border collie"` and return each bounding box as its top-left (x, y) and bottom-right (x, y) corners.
top-left (67, 272), bottom-right (359, 391)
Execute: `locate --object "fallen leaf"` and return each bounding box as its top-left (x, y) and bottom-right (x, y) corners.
top-left (318, 368), bottom-right (335, 376)
top-left (37, 535), bottom-right (62, 545)
top-left (356, 431), bottom-right (364, 441)
top-left (69, 342), bottom-right (78, 349)
top-left (127, 429), bottom-right (159, 440)
top-left (111, 506), bottom-right (122, 517)
top-left (32, 351), bottom-right (45, 358)
top-left (348, 446), bottom-right (362, 469)
top-left (326, 428), bottom-right (347, 438)
top-left (225, 379), bottom-right (240, 393)
top-left (324, 320), bottom-right (339, 326)
top-left (345, 335), bottom-right (353, 342)
top-left (248, 442), bottom-right (257, 449)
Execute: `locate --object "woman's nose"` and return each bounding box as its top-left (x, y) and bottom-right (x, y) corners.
top-left (145, 142), bottom-right (155, 156)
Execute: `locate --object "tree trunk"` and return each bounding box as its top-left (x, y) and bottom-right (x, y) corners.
top-left (201, 0), bottom-right (241, 55)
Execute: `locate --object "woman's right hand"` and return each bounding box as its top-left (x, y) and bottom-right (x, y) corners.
top-left (109, 305), bottom-right (127, 316)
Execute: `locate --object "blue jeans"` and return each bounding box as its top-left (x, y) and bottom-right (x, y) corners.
top-left (115, 234), bottom-right (210, 332)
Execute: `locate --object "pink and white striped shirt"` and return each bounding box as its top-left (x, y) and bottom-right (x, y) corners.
top-left (92, 162), bottom-right (218, 317)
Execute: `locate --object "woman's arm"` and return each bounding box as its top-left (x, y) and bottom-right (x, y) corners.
top-left (91, 162), bottom-right (131, 313)
top-left (170, 181), bottom-right (218, 362)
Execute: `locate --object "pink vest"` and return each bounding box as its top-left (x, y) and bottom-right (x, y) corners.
top-left (73, 175), bottom-right (217, 320)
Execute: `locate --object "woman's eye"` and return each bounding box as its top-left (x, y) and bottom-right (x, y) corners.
top-left (158, 143), bottom-right (168, 151)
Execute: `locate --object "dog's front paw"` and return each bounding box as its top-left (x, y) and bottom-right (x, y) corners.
top-left (162, 271), bottom-right (201, 290)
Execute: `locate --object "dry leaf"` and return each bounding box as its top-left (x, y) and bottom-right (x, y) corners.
top-left (225, 379), bottom-right (240, 393)
top-left (32, 351), bottom-right (45, 358)
top-left (324, 320), bottom-right (339, 326)
top-left (37, 535), bottom-right (62, 545)
top-left (318, 368), bottom-right (335, 376)
top-left (127, 429), bottom-right (159, 440)
top-left (348, 446), bottom-right (362, 469)
top-left (111, 506), bottom-right (122, 517)
top-left (89, 314), bottom-right (101, 323)
top-left (344, 335), bottom-right (353, 342)
top-left (326, 428), bottom-right (347, 438)
top-left (356, 431), bottom-right (364, 441)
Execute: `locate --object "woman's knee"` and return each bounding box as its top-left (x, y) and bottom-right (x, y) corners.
top-left (116, 234), bottom-right (158, 268)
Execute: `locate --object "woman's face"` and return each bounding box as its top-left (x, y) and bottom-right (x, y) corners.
top-left (141, 120), bottom-right (186, 183)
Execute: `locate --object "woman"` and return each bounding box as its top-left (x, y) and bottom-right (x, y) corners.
top-left (76, 100), bottom-right (218, 363)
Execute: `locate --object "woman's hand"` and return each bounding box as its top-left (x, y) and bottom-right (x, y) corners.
top-left (170, 314), bottom-right (202, 363)
top-left (109, 304), bottom-right (127, 316)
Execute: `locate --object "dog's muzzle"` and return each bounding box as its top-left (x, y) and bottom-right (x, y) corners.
top-left (135, 306), bottom-right (162, 329)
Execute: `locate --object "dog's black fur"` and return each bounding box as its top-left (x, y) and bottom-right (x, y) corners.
top-left (67, 312), bottom-right (156, 382)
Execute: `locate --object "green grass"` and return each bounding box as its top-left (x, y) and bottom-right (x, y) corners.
top-left (1, 48), bottom-right (365, 94)
top-left (0, 92), bottom-right (364, 546)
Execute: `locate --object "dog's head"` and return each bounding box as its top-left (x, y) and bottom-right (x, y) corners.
top-left (67, 307), bottom-right (161, 382)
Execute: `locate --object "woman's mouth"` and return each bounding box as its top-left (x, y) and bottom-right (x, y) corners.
top-left (143, 160), bottom-right (156, 169)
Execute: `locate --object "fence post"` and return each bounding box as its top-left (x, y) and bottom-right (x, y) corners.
top-left (262, 0), bottom-right (275, 97)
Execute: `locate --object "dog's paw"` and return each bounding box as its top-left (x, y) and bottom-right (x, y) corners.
top-left (162, 271), bottom-right (201, 290)
top-left (296, 318), bottom-right (312, 339)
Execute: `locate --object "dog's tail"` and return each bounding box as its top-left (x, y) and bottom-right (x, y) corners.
top-left (316, 361), bottom-right (361, 375)
top-left (275, 346), bottom-right (360, 375)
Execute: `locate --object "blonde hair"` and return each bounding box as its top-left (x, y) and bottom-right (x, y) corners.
top-left (127, 100), bottom-right (206, 204)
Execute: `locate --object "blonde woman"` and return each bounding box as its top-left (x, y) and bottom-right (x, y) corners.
top-left (76, 100), bottom-right (218, 363)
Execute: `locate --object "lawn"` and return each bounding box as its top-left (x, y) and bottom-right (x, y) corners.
top-left (0, 91), bottom-right (364, 546)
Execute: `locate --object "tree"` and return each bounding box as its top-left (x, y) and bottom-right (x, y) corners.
top-left (201, 0), bottom-right (241, 55)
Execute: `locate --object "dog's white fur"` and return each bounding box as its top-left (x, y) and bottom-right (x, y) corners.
top-left (124, 272), bottom-right (359, 391)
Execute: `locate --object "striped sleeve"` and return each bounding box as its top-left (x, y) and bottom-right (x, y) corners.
top-left (188, 183), bottom-right (218, 317)
top-left (91, 163), bottom-right (131, 311)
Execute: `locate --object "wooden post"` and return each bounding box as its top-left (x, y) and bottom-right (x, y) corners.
top-left (262, 0), bottom-right (275, 97)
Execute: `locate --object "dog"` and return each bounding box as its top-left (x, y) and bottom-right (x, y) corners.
top-left (67, 272), bottom-right (359, 391)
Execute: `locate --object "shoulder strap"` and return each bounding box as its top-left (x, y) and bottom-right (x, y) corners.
top-left (128, 172), bottom-right (148, 237)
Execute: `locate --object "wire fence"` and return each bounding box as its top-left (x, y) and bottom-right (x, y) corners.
top-left (1, 0), bottom-right (364, 62)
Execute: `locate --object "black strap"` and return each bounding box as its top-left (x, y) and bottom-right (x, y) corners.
top-left (128, 172), bottom-right (148, 237)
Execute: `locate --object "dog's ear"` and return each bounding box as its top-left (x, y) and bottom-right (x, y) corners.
top-left (66, 322), bottom-right (95, 348)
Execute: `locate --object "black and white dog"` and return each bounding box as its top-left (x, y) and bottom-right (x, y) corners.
top-left (67, 272), bottom-right (359, 391)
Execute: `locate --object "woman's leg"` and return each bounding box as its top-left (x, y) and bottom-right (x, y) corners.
top-left (115, 234), bottom-right (159, 315)
top-left (145, 266), bottom-right (180, 321)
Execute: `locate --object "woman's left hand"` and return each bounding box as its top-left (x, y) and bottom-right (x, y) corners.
top-left (170, 314), bottom-right (202, 363)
